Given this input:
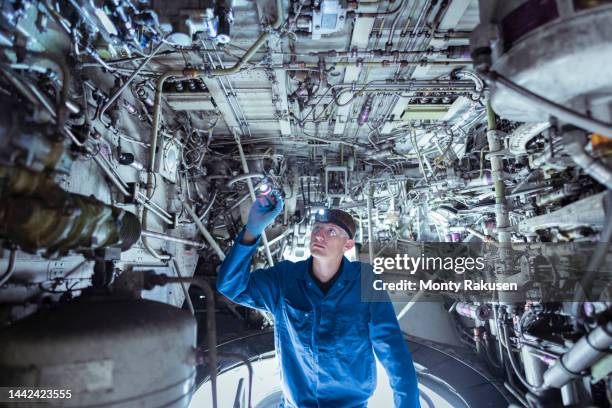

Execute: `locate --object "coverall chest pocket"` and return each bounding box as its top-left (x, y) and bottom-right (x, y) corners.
top-left (332, 304), bottom-right (370, 347)
top-left (281, 301), bottom-right (314, 348)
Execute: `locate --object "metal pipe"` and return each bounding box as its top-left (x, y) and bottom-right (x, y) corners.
top-left (501, 322), bottom-right (547, 393)
top-left (309, 48), bottom-right (446, 58)
top-left (210, 43), bottom-right (251, 132)
top-left (91, 154), bottom-right (131, 196)
top-left (300, 133), bottom-right (357, 147)
top-left (366, 183), bottom-right (374, 264)
top-left (200, 190), bottom-right (218, 220)
top-left (142, 68), bottom-right (186, 259)
top-left (210, 34), bottom-right (271, 77)
top-left (234, 134), bottom-right (274, 266)
top-left (330, 59), bottom-right (472, 68)
top-left (465, 227), bottom-right (496, 243)
top-left (354, 0), bottom-right (409, 17)
top-left (226, 173), bottom-right (265, 188)
top-left (543, 321), bottom-right (612, 388)
top-left (98, 41), bottom-right (166, 122)
top-left (564, 131), bottom-right (612, 189)
top-left (139, 201), bottom-right (174, 225)
top-left (208, 0), bottom-right (284, 77)
top-left (97, 150), bottom-right (130, 189)
top-left (399, 0), bottom-right (431, 60)
top-left (136, 191), bottom-right (173, 221)
top-left (486, 99), bottom-right (514, 303)
top-left (141, 237), bottom-right (171, 261)
top-left (141, 230), bottom-right (205, 248)
top-left (200, 43), bottom-right (252, 141)
top-left (503, 382), bottom-right (528, 408)
top-left (560, 381), bottom-right (580, 406)
top-left (261, 228), bottom-right (291, 247)
top-left (165, 273), bottom-right (218, 408)
top-left (485, 99), bottom-right (511, 241)
top-left (93, 153), bottom-right (173, 225)
top-left (184, 204), bottom-right (226, 261)
top-left (452, 69), bottom-right (485, 93)
top-left (171, 258), bottom-right (195, 316)
top-left (386, 0), bottom-right (409, 46)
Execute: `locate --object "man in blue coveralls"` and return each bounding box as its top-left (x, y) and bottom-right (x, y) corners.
top-left (217, 190), bottom-right (420, 408)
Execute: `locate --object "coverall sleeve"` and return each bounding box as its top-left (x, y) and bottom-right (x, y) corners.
top-left (216, 229), bottom-right (283, 314)
top-left (369, 289), bottom-right (421, 408)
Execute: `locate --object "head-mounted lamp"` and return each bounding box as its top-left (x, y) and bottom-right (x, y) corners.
top-left (314, 209), bottom-right (354, 239)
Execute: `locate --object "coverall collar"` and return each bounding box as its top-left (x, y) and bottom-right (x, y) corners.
top-left (299, 256), bottom-right (360, 281)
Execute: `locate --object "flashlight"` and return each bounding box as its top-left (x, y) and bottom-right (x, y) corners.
top-left (256, 180), bottom-right (275, 206)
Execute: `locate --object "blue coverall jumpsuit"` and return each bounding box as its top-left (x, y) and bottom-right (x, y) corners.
top-left (217, 229), bottom-right (420, 408)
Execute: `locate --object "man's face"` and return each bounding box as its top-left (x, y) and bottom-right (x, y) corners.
top-left (309, 222), bottom-right (355, 258)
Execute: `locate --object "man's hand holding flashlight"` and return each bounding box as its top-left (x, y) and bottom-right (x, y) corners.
top-left (243, 190), bottom-right (284, 243)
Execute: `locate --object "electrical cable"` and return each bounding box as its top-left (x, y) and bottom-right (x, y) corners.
top-left (501, 320), bottom-right (547, 394)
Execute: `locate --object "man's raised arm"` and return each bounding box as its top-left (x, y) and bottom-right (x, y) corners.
top-left (216, 191), bottom-right (284, 314)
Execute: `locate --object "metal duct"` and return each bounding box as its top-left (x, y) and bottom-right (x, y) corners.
top-left (0, 296), bottom-right (197, 407)
top-left (543, 321), bottom-right (612, 388)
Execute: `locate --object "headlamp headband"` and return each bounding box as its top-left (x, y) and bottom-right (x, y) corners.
top-left (314, 209), bottom-right (354, 239)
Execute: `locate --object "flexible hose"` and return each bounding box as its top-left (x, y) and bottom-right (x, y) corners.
top-left (482, 70), bottom-right (612, 137)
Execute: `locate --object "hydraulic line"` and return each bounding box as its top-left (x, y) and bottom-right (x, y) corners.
top-left (98, 40), bottom-right (166, 124)
top-left (141, 230), bottom-right (205, 248)
top-left (184, 204), bottom-right (226, 261)
top-left (386, 0), bottom-right (410, 46)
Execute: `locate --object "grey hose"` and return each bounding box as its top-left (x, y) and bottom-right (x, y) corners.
top-left (501, 320), bottom-right (547, 394)
top-left (483, 70), bottom-right (612, 137)
top-left (453, 69), bottom-right (485, 93)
